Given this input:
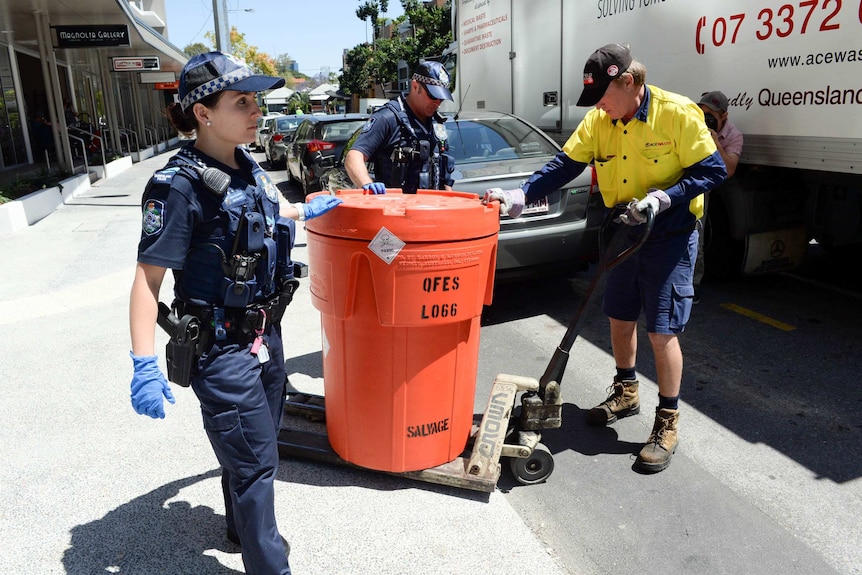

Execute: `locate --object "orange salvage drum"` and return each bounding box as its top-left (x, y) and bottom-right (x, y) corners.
top-left (305, 189), bottom-right (499, 472)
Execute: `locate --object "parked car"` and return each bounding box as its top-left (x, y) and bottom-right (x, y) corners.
top-left (286, 113), bottom-right (369, 196)
top-left (254, 113), bottom-right (282, 151)
top-left (320, 110), bottom-right (604, 275)
top-left (264, 114), bottom-right (304, 169)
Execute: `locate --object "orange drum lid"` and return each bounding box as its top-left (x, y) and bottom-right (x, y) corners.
top-left (304, 189), bottom-right (500, 242)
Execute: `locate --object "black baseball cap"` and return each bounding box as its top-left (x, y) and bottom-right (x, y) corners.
top-left (179, 51), bottom-right (285, 111)
top-left (412, 61), bottom-right (453, 101)
top-left (576, 44), bottom-right (633, 107)
top-left (699, 91), bottom-right (729, 113)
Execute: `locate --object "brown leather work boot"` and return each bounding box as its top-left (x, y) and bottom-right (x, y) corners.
top-left (635, 408), bottom-right (680, 473)
top-left (586, 378), bottom-right (640, 426)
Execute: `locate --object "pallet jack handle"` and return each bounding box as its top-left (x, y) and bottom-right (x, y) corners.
top-left (538, 204), bottom-right (655, 393)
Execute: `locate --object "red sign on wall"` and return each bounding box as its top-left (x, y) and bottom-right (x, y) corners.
top-left (112, 57), bottom-right (160, 71)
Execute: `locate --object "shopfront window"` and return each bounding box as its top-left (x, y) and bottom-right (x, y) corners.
top-left (0, 45), bottom-right (27, 169)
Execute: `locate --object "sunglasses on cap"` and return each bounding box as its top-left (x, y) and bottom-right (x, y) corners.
top-left (419, 82), bottom-right (442, 102)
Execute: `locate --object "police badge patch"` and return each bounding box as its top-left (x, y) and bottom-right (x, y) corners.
top-left (361, 117), bottom-right (375, 132)
top-left (257, 173), bottom-right (279, 202)
top-left (143, 199), bottom-right (165, 236)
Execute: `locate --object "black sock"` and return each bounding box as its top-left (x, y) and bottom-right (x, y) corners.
top-left (616, 367), bottom-right (636, 382)
top-left (658, 394), bottom-right (679, 410)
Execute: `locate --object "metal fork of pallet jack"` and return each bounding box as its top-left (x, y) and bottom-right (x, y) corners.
top-left (279, 373), bottom-right (541, 493)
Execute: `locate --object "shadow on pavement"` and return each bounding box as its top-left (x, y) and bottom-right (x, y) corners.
top-left (63, 469), bottom-right (242, 575)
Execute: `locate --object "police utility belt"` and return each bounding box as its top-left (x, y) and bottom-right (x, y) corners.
top-left (156, 288), bottom-right (297, 388)
top-left (153, 204), bottom-right (305, 388)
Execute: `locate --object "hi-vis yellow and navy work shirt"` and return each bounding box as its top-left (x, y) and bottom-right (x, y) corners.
top-left (523, 85), bottom-right (726, 234)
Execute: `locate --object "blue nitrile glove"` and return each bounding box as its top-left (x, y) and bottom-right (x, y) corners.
top-left (130, 352), bottom-right (175, 419)
top-left (294, 196), bottom-right (344, 221)
top-left (619, 188), bottom-right (671, 225)
top-left (482, 187), bottom-right (526, 218)
top-left (362, 182), bottom-right (386, 195)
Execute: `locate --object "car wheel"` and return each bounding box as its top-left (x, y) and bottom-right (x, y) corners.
top-left (300, 166), bottom-right (310, 197)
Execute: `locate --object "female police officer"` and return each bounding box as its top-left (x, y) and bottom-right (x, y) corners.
top-left (128, 51), bottom-right (341, 575)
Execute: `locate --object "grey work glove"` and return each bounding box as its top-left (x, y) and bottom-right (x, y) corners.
top-left (619, 188), bottom-right (670, 225)
top-left (482, 187), bottom-right (526, 218)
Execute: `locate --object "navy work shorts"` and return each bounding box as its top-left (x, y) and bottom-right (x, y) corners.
top-left (602, 229), bottom-right (698, 335)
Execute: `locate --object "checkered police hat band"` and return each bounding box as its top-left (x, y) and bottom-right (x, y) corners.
top-left (181, 66), bottom-right (253, 110)
top-left (412, 73), bottom-right (448, 88)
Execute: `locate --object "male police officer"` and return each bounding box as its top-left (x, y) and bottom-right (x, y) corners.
top-left (345, 61), bottom-right (454, 194)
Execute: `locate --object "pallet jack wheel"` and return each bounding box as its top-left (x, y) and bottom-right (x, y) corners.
top-left (509, 443), bottom-right (554, 485)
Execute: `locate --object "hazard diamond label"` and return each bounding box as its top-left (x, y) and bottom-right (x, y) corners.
top-left (368, 226), bottom-right (406, 265)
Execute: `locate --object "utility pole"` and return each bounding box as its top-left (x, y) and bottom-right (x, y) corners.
top-left (212, 0), bottom-right (230, 52)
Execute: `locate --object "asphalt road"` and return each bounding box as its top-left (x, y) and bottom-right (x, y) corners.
top-left (481, 268), bottom-right (861, 575)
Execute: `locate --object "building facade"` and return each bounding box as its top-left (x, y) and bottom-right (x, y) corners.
top-left (0, 0), bottom-right (187, 175)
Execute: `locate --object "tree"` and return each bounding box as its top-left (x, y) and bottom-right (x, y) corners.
top-left (341, 44), bottom-right (376, 96)
top-left (274, 53), bottom-right (296, 76)
top-left (355, 0), bottom-right (390, 40)
top-left (183, 42), bottom-right (211, 57)
top-left (287, 91), bottom-right (311, 115)
top-left (339, 1), bottom-right (452, 97)
top-left (400, 0), bottom-right (451, 64)
top-left (204, 27), bottom-right (278, 76)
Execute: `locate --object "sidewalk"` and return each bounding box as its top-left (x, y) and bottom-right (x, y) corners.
top-left (0, 150), bottom-right (568, 575)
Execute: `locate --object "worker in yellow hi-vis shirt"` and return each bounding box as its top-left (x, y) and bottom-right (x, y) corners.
top-left (484, 44), bottom-right (727, 473)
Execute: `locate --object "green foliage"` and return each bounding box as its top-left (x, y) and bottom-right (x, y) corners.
top-left (356, 1), bottom-right (390, 38)
top-left (183, 42), bottom-right (211, 57)
top-left (0, 169), bottom-right (71, 203)
top-left (402, 0), bottom-right (452, 64)
top-left (340, 0), bottom-right (452, 97)
top-left (340, 44), bottom-right (376, 96)
top-left (287, 92), bottom-right (311, 115)
top-left (204, 27), bottom-right (278, 76)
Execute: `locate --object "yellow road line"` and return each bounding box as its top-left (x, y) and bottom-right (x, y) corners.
top-left (720, 303), bottom-right (796, 331)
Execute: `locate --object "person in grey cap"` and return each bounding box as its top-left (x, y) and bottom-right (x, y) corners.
top-left (485, 44), bottom-right (727, 473)
top-left (128, 51), bottom-right (341, 575)
top-left (344, 60), bottom-right (455, 194)
top-left (693, 90), bottom-right (744, 301)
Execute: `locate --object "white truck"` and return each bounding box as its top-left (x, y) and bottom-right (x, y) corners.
top-left (443, 0), bottom-right (862, 277)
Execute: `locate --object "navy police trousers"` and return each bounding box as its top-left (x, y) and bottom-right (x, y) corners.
top-left (192, 323), bottom-right (291, 575)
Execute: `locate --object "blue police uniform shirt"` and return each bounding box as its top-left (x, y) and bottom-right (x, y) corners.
top-left (137, 144), bottom-right (281, 305)
top-left (352, 96), bottom-right (454, 191)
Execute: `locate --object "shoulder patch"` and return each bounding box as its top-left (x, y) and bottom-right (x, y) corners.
top-left (256, 172), bottom-right (279, 202)
top-left (142, 199), bottom-right (165, 236)
top-left (152, 166), bottom-right (180, 184)
top-left (361, 117), bottom-right (375, 133)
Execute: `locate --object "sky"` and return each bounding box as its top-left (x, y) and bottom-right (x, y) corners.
top-left (163, 0), bottom-right (404, 77)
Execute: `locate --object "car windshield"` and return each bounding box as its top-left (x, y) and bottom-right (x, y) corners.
top-left (320, 120), bottom-right (368, 141)
top-left (445, 116), bottom-right (559, 164)
top-left (277, 117), bottom-right (302, 131)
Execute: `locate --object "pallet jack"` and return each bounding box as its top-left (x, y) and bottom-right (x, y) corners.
top-left (277, 205), bottom-right (654, 493)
